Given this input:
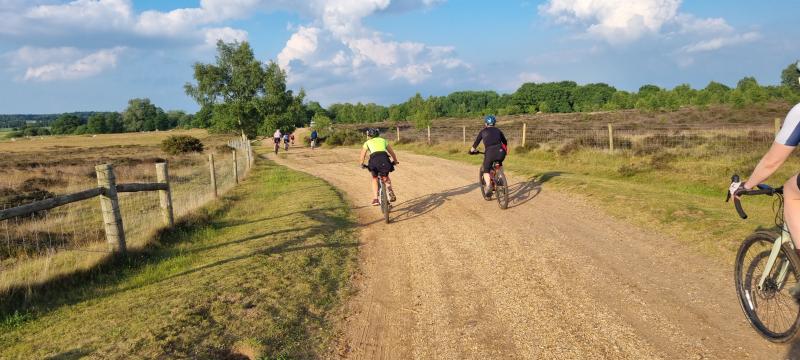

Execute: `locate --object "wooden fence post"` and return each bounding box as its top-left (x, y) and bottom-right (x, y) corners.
top-left (155, 162), bottom-right (174, 227)
top-left (208, 153), bottom-right (218, 198)
top-left (427, 125), bottom-right (431, 145)
top-left (522, 123), bottom-right (527, 147)
top-left (232, 149), bottom-right (239, 184)
top-left (396, 126), bottom-right (400, 142)
top-left (462, 126), bottom-right (466, 145)
top-left (608, 124), bottom-right (614, 152)
top-left (95, 164), bottom-right (126, 254)
top-left (776, 118), bottom-right (782, 135)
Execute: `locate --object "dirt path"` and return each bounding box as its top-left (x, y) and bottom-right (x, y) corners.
top-left (271, 147), bottom-right (787, 359)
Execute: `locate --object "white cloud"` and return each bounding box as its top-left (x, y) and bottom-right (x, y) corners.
top-left (277, 26), bottom-right (321, 71)
top-left (21, 47), bottom-right (125, 82)
top-left (681, 32), bottom-right (760, 53)
top-left (204, 27), bottom-right (249, 47)
top-left (26, 0), bottom-right (134, 30)
top-left (540, 0), bottom-right (681, 43)
top-left (673, 13), bottom-right (732, 35)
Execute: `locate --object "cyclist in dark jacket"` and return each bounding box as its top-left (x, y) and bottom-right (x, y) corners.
top-left (469, 115), bottom-right (507, 196)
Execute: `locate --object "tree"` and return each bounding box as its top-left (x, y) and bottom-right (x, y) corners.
top-left (86, 113), bottom-right (109, 133)
top-left (781, 62), bottom-right (800, 93)
top-left (51, 114), bottom-right (83, 134)
top-left (123, 98), bottom-right (165, 132)
top-left (185, 41), bottom-right (266, 140)
top-left (311, 113), bottom-right (332, 137)
top-left (572, 83), bottom-right (616, 112)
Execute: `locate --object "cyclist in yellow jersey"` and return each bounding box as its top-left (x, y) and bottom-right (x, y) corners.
top-left (359, 128), bottom-right (399, 206)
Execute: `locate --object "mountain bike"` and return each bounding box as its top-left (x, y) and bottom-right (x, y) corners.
top-left (728, 174), bottom-right (800, 342)
top-left (273, 139), bottom-right (280, 154)
top-left (363, 164), bottom-right (391, 224)
top-left (469, 151), bottom-right (508, 209)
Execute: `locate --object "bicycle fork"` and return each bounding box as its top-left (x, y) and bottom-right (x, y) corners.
top-left (759, 228), bottom-right (794, 291)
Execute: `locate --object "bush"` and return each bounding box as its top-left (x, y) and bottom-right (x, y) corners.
top-left (215, 144), bottom-right (234, 154)
top-left (649, 152), bottom-right (677, 170)
top-left (326, 130), bottom-right (364, 146)
top-left (160, 135), bottom-right (204, 155)
top-left (558, 135), bottom-right (631, 155)
top-left (617, 164), bottom-right (640, 177)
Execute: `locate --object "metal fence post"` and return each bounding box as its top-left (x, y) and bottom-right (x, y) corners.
top-left (155, 162), bottom-right (174, 227)
top-left (608, 124), bottom-right (615, 152)
top-left (208, 153), bottom-right (218, 198)
top-left (95, 164), bottom-right (126, 254)
top-left (232, 149), bottom-right (239, 184)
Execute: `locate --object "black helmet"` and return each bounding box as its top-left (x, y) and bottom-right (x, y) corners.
top-left (366, 128), bottom-right (379, 137)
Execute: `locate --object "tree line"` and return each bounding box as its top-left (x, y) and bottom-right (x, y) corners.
top-left (317, 62), bottom-right (800, 129)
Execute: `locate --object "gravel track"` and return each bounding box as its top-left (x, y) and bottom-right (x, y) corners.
top-left (270, 147), bottom-right (788, 359)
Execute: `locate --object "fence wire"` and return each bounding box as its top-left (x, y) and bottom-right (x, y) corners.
top-left (0, 138), bottom-right (253, 294)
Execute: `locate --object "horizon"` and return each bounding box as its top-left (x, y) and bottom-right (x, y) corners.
top-left (1, 0), bottom-right (797, 114)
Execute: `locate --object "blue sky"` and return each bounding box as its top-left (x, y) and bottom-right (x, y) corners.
top-left (0, 0), bottom-right (797, 114)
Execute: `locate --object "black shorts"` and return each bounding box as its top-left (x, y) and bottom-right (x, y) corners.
top-left (482, 145), bottom-right (506, 172)
top-left (273, 138), bottom-right (280, 144)
top-left (368, 152), bottom-right (394, 177)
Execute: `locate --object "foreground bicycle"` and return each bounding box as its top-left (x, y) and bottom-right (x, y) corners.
top-left (728, 174), bottom-right (800, 342)
top-left (363, 165), bottom-right (391, 223)
top-left (469, 151), bottom-right (508, 209)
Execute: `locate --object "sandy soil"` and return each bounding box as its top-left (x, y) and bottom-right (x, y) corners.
top-left (270, 146), bottom-right (790, 359)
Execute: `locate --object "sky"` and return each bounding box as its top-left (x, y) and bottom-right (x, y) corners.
top-left (0, 0), bottom-right (797, 114)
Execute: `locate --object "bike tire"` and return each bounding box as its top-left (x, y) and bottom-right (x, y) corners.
top-left (495, 168), bottom-right (509, 209)
top-left (734, 231), bottom-right (800, 342)
top-left (380, 179), bottom-right (390, 224)
top-left (478, 169), bottom-right (491, 201)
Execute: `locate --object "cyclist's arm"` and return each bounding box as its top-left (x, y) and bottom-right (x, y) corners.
top-left (471, 130), bottom-right (483, 150)
top-left (359, 147), bottom-right (368, 165)
top-left (744, 104), bottom-right (800, 188)
top-left (500, 131), bottom-right (508, 146)
top-left (386, 144), bottom-right (399, 163)
top-left (744, 142), bottom-right (795, 189)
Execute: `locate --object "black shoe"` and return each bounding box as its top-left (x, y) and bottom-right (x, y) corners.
top-left (389, 191), bottom-right (396, 202)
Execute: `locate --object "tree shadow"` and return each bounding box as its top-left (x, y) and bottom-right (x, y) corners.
top-left (44, 347), bottom-right (93, 360)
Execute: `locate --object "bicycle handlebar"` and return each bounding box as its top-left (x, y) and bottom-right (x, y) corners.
top-left (468, 150), bottom-right (484, 155)
top-left (727, 174), bottom-right (782, 219)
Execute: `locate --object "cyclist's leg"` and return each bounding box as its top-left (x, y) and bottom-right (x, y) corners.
top-left (370, 172), bottom-right (379, 204)
top-left (481, 155), bottom-right (493, 188)
top-left (383, 174), bottom-right (396, 201)
top-left (784, 173), bottom-right (800, 253)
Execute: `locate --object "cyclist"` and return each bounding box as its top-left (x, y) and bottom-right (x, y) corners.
top-left (273, 128), bottom-right (282, 153)
top-left (359, 128), bottom-right (399, 206)
top-left (310, 128), bottom-right (318, 150)
top-left (290, 133), bottom-right (295, 145)
top-left (469, 115), bottom-right (508, 197)
top-left (731, 61), bottom-right (800, 301)
top-left (283, 133), bottom-right (290, 150)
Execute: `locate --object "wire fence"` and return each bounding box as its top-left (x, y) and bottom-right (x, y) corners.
top-left (0, 139), bottom-right (253, 294)
top-left (356, 122), bottom-right (778, 154)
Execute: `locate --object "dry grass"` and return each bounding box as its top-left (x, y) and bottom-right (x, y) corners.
top-left (0, 130), bottom-right (251, 297)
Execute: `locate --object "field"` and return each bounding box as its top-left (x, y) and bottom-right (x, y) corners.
top-left (0, 156), bottom-right (358, 358)
top-left (0, 130), bottom-right (250, 312)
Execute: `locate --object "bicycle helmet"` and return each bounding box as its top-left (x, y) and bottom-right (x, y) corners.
top-left (366, 128), bottom-right (379, 137)
top-left (484, 115), bottom-right (497, 126)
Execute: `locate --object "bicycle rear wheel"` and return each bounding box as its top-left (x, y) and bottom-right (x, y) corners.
top-left (380, 179), bottom-right (390, 224)
top-left (494, 168), bottom-right (509, 209)
top-left (735, 231), bottom-right (800, 342)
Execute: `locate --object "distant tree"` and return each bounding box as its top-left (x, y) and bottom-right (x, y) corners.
top-left (572, 83), bottom-right (616, 112)
top-left (781, 62), bottom-right (800, 93)
top-left (86, 113), bottom-right (109, 133)
top-left (311, 113), bottom-right (332, 137)
top-left (123, 98), bottom-right (164, 132)
top-left (50, 114), bottom-right (83, 134)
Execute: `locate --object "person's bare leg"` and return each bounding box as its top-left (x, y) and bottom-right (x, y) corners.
top-left (483, 172), bottom-right (492, 190)
top-left (371, 177), bottom-right (379, 204)
top-left (783, 174), bottom-right (800, 252)
top-left (384, 176), bottom-right (396, 201)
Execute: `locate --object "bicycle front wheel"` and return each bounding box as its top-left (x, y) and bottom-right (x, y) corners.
top-left (494, 169), bottom-right (509, 209)
top-left (735, 231), bottom-right (800, 342)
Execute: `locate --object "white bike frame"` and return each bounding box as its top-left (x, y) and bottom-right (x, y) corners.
top-left (759, 226), bottom-right (795, 291)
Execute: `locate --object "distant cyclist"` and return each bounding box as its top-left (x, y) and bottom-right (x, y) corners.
top-left (310, 129), bottom-right (318, 150)
top-left (731, 60), bottom-right (800, 301)
top-left (469, 115), bottom-right (508, 196)
top-left (283, 133), bottom-right (290, 150)
top-left (290, 133), bottom-right (295, 145)
top-left (273, 128), bottom-right (282, 153)
top-left (359, 128), bottom-right (399, 206)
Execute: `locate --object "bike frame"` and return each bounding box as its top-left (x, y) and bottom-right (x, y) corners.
top-left (760, 226), bottom-right (795, 291)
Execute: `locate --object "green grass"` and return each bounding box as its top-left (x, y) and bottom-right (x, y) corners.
top-left (0, 157), bottom-right (358, 359)
top-left (395, 141), bottom-right (795, 262)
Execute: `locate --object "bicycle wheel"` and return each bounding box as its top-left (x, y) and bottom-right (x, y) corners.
top-left (494, 168), bottom-right (509, 209)
top-left (380, 179), bottom-right (390, 224)
top-left (478, 169), bottom-right (491, 200)
top-left (735, 231), bottom-right (800, 342)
